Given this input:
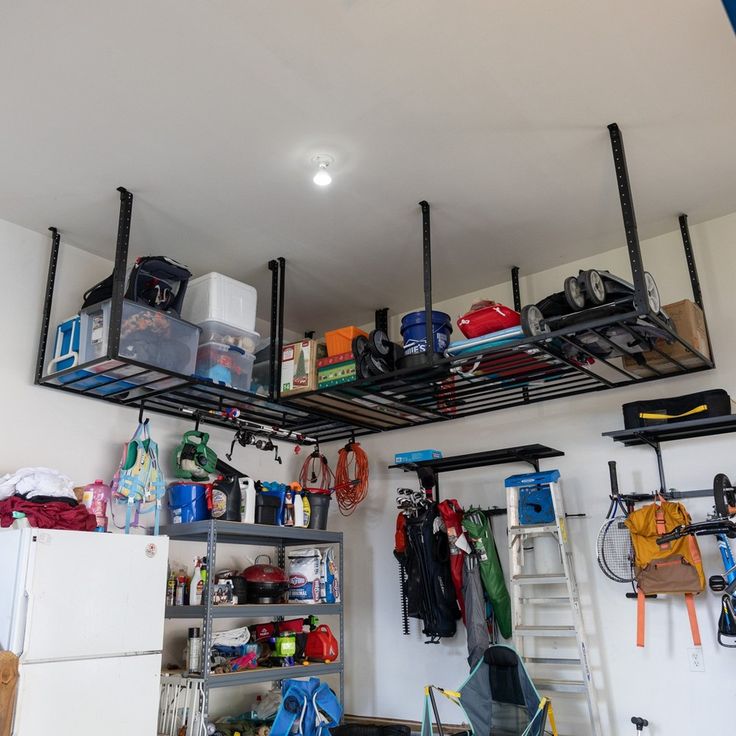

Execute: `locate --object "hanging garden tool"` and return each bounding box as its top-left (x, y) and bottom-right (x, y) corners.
top-left (174, 430), bottom-right (218, 480)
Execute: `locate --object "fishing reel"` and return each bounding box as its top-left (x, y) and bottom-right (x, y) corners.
top-left (227, 427), bottom-right (282, 464)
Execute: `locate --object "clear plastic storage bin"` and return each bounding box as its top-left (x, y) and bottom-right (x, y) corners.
top-left (195, 342), bottom-right (255, 391)
top-left (182, 272), bottom-right (258, 333)
top-left (79, 299), bottom-right (200, 375)
top-left (197, 320), bottom-right (260, 353)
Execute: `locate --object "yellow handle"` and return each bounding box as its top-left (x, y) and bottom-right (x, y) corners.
top-left (640, 404), bottom-right (707, 420)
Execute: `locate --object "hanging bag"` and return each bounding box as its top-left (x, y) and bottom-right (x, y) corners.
top-left (625, 498), bottom-right (705, 647)
top-left (437, 499), bottom-right (471, 623)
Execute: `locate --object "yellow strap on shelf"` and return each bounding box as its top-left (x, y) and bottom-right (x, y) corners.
top-left (639, 404), bottom-right (707, 420)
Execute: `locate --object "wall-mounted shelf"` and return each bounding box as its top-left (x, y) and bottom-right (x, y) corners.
top-left (390, 443), bottom-right (564, 502)
top-left (602, 415), bottom-right (736, 447)
top-left (36, 123), bottom-right (714, 445)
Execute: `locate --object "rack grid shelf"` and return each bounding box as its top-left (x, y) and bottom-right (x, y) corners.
top-left (36, 124), bottom-right (714, 444)
top-left (163, 520), bottom-right (344, 721)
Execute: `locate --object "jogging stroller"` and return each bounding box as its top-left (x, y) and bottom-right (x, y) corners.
top-left (421, 645), bottom-right (557, 736)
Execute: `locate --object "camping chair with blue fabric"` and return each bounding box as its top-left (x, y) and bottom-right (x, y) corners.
top-left (421, 645), bottom-right (558, 736)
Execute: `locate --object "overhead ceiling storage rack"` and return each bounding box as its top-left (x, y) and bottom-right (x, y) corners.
top-left (36, 124), bottom-right (713, 444)
top-left (282, 123), bottom-right (714, 440)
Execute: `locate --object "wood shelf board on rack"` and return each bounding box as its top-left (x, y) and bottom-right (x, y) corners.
top-left (165, 603), bottom-right (343, 619)
top-left (389, 444), bottom-right (564, 474)
top-left (602, 415), bottom-right (736, 447)
top-left (205, 661), bottom-right (344, 688)
top-left (160, 520), bottom-right (343, 545)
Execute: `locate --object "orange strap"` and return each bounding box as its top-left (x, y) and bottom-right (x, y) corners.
top-left (655, 506), bottom-right (669, 550)
top-left (685, 594), bottom-right (702, 646)
top-left (636, 588), bottom-right (645, 648)
top-left (687, 534), bottom-right (702, 566)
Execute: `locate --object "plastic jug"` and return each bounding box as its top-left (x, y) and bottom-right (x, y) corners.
top-left (82, 479), bottom-right (112, 532)
top-left (239, 478), bottom-right (256, 524)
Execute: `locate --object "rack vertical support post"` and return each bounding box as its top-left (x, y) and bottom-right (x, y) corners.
top-left (679, 213), bottom-right (714, 361)
top-left (268, 259), bottom-right (280, 400)
top-left (607, 124), bottom-right (649, 315)
top-left (511, 266), bottom-right (522, 312)
top-left (276, 257), bottom-right (286, 400)
top-left (108, 187), bottom-right (134, 359)
top-left (419, 201), bottom-right (435, 361)
top-left (374, 307), bottom-right (389, 334)
top-left (35, 227), bottom-right (61, 384)
top-left (202, 521), bottom-right (217, 719)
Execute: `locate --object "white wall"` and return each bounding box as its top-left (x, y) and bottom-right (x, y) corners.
top-left (311, 211), bottom-right (736, 735)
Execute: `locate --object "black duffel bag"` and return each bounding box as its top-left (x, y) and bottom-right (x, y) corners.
top-left (622, 389), bottom-right (732, 429)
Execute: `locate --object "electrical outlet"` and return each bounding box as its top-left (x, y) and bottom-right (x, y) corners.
top-left (688, 647), bottom-right (705, 672)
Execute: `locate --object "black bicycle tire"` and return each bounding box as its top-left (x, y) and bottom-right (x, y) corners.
top-left (714, 472), bottom-right (736, 518)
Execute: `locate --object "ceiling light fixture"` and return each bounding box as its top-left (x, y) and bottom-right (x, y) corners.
top-left (312, 154), bottom-right (334, 187)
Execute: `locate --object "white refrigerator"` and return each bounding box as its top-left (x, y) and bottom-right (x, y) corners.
top-left (0, 528), bottom-right (169, 736)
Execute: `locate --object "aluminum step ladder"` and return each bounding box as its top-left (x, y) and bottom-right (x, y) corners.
top-left (505, 470), bottom-right (602, 736)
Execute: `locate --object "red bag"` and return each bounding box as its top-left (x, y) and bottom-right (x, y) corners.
top-left (305, 625), bottom-right (339, 662)
top-left (250, 617), bottom-right (305, 641)
top-left (437, 499), bottom-right (467, 622)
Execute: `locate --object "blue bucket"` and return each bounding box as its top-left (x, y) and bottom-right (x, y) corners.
top-left (168, 483), bottom-right (210, 524)
top-left (400, 310), bottom-right (453, 355)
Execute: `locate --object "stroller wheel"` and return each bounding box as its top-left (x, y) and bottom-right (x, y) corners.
top-left (583, 269), bottom-right (606, 306)
top-left (714, 473), bottom-right (736, 518)
top-left (520, 305), bottom-right (549, 337)
top-left (644, 272), bottom-right (661, 313)
top-left (564, 275), bottom-right (586, 311)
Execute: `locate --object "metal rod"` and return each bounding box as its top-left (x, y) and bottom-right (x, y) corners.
top-left (108, 187), bottom-right (133, 358)
top-left (679, 213), bottom-right (714, 362)
top-left (268, 259), bottom-right (280, 400)
top-left (419, 201), bottom-right (435, 361)
top-left (202, 521), bottom-right (217, 720)
top-left (276, 256), bottom-right (286, 399)
top-left (636, 434), bottom-right (667, 493)
top-left (607, 124), bottom-right (649, 314)
top-left (35, 227), bottom-right (61, 384)
top-left (511, 266), bottom-right (521, 312)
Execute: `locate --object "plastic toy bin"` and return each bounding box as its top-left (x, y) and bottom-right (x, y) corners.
top-left (195, 342), bottom-right (255, 391)
top-left (79, 299), bottom-right (200, 375)
top-left (324, 326), bottom-right (367, 357)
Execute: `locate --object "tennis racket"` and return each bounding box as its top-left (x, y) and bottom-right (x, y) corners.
top-left (596, 461), bottom-right (636, 583)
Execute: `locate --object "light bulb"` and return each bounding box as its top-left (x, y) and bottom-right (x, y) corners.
top-left (313, 165), bottom-right (332, 187)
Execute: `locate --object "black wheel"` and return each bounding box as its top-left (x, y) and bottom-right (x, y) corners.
top-left (367, 352), bottom-right (390, 375)
top-left (583, 269), bottom-right (606, 306)
top-left (563, 275), bottom-right (585, 311)
top-left (520, 305), bottom-right (548, 337)
top-left (368, 329), bottom-right (391, 357)
top-left (357, 352), bottom-right (372, 379)
top-left (714, 473), bottom-right (736, 518)
top-left (352, 334), bottom-right (368, 361)
top-left (644, 272), bottom-right (661, 313)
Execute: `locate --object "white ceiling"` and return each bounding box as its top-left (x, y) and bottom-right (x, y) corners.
top-left (2, 1), bottom-right (736, 332)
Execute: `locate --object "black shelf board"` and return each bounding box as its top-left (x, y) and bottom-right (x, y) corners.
top-left (160, 520), bottom-right (343, 545)
top-left (389, 444), bottom-right (564, 474)
top-left (602, 415), bottom-right (736, 446)
top-left (166, 603), bottom-right (342, 619)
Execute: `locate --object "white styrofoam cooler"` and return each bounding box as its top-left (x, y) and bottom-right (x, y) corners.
top-left (182, 272), bottom-right (258, 333)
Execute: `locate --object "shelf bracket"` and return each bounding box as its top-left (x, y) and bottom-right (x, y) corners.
top-left (35, 227), bottom-right (61, 384)
top-left (607, 124), bottom-right (649, 315)
top-left (515, 453), bottom-right (540, 472)
top-left (634, 432), bottom-right (667, 493)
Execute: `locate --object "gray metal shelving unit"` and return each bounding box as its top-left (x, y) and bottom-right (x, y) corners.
top-left (161, 520), bottom-right (344, 719)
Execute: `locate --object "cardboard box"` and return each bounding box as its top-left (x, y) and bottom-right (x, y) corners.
top-left (318, 360), bottom-right (357, 385)
top-left (317, 351), bottom-right (354, 369)
top-left (623, 299), bottom-right (710, 376)
top-left (394, 449), bottom-right (443, 465)
top-left (281, 340), bottom-right (326, 395)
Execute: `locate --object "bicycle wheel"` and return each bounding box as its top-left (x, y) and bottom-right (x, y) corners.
top-left (714, 473), bottom-right (736, 519)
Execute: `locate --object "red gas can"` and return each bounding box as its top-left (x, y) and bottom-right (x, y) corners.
top-left (305, 624), bottom-right (339, 662)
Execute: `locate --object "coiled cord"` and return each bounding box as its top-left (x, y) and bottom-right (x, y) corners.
top-left (334, 441), bottom-right (370, 515)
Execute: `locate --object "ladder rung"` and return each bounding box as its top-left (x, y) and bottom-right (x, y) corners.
top-left (515, 625), bottom-right (577, 637)
top-left (509, 524), bottom-right (559, 536)
top-left (523, 656), bottom-right (582, 666)
top-left (512, 574), bottom-right (568, 584)
top-left (533, 678), bottom-right (588, 694)
top-left (519, 596), bottom-right (571, 604)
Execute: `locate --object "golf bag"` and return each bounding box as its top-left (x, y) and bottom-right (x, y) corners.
top-left (395, 503), bottom-right (460, 641)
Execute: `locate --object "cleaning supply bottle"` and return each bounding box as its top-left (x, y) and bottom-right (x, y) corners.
top-left (284, 489), bottom-right (295, 526)
top-left (11, 512), bottom-right (30, 529)
top-left (190, 558), bottom-right (202, 606)
top-left (239, 477), bottom-right (256, 524)
top-left (166, 571), bottom-right (176, 607)
top-left (294, 492), bottom-right (305, 527)
top-left (302, 492), bottom-right (311, 528)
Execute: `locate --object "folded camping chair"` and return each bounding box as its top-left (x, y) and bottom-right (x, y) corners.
top-left (421, 645), bottom-right (557, 736)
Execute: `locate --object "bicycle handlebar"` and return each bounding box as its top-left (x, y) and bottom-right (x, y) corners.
top-left (656, 518), bottom-right (736, 545)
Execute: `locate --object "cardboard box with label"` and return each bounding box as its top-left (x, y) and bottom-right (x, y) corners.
top-left (281, 339), bottom-right (326, 395)
top-left (623, 299), bottom-right (710, 376)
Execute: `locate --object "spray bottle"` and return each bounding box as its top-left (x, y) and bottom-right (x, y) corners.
top-left (189, 558), bottom-right (202, 606)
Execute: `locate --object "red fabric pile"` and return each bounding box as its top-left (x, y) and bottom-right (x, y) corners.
top-left (0, 496), bottom-right (96, 531)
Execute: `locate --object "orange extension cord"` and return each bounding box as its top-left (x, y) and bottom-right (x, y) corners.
top-left (298, 448), bottom-right (335, 490)
top-left (334, 441), bottom-right (370, 515)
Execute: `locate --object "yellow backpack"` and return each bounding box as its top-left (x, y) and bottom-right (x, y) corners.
top-left (625, 499), bottom-right (704, 647)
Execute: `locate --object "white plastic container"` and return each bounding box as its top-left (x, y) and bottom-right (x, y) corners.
top-left (239, 478), bottom-right (256, 524)
top-left (183, 273), bottom-right (258, 333)
top-left (197, 320), bottom-right (260, 353)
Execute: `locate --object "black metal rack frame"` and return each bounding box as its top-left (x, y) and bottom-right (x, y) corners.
top-left (36, 124), bottom-right (714, 444)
